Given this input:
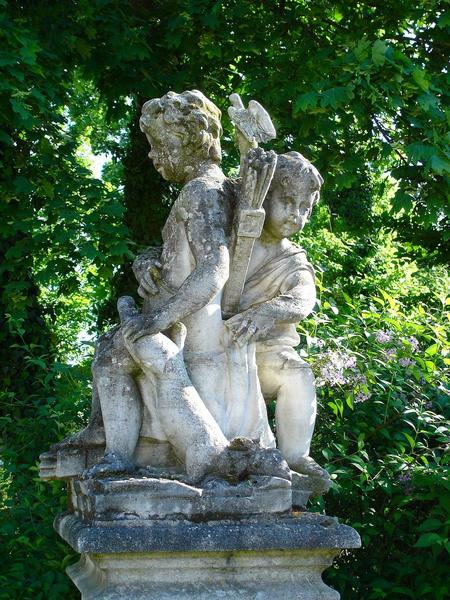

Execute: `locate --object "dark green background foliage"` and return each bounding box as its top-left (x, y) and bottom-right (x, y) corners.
top-left (0, 1), bottom-right (448, 598)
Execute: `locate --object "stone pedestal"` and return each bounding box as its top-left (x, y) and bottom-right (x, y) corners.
top-left (57, 512), bottom-right (360, 599)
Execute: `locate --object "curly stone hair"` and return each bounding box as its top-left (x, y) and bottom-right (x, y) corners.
top-left (140, 90), bottom-right (222, 163)
top-left (271, 151), bottom-right (324, 206)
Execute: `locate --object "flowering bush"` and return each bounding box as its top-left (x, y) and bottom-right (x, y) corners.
top-left (298, 286), bottom-right (450, 599)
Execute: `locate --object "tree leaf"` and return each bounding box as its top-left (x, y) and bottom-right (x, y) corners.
top-left (294, 91), bottom-right (318, 113)
top-left (320, 86), bottom-right (353, 109)
top-left (414, 533), bottom-right (445, 548)
top-left (372, 40), bottom-right (388, 66)
top-left (430, 155), bottom-right (450, 175)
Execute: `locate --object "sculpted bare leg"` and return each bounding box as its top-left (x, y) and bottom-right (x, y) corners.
top-left (84, 331), bottom-right (142, 476)
top-left (278, 365), bottom-right (316, 462)
top-left (84, 323), bottom-right (227, 480)
top-left (120, 298), bottom-right (290, 483)
top-left (257, 350), bottom-right (326, 477)
top-left (125, 326), bottom-right (229, 481)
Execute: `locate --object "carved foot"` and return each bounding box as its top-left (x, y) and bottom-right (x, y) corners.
top-left (290, 457), bottom-right (331, 496)
top-left (291, 456), bottom-right (328, 478)
top-left (82, 452), bottom-right (135, 479)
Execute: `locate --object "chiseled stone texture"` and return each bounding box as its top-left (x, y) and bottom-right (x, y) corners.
top-left (40, 90), bottom-right (327, 486)
top-left (58, 512), bottom-right (360, 600)
top-left (70, 475), bottom-right (292, 521)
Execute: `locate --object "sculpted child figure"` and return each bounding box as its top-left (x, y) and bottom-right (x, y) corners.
top-left (136, 147), bottom-right (327, 478)
top-left (226, 152), bottom-right (326, 477)
top-left (79, 90), bottom-right (286, 482)
top-left (62, 90), bottom-right (326, 485)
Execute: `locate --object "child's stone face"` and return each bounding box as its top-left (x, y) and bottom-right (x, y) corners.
top-left (145, 114), bottom-right (194, 183)
top-left (264, 180), bottom-right (315, 239)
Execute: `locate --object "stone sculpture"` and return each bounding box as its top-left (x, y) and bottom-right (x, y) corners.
top-left (40, 89), bottom-right (360, 599)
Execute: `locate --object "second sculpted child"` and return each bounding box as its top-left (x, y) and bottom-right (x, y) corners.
top-left (226, 152), bottom-right (326, 478)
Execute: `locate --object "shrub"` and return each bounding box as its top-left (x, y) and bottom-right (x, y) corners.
top-left (301, 285), bottom-right (449, 599)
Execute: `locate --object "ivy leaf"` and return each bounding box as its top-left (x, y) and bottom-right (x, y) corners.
top-left (101, 202), bottom-right (125, 217)
top-left (320, 86), bottom-right (353, 109)
top-left (0, 52), bottom-right (17, 67)
top-left (417, 93), bottom-right (439, 112)
top-left (108, 240), bottom-right (131, 256)
top-left (430, 155), bottom-right (450, 175)
top-left (354, 38), bottom-right (370, 62)
top-left (19, 38), bottom-right (40, 65)
top-left (392, 190), bottom-right (414, 213)
top-left (437, 12), bottom-right (450, 28)
top-left (10, 97), bottom-right (33, 126)
top-left (79, 244), bottom-right (100, 260)
top-left (412, 68), bottom-right (430, 91)
top-left (14, 176), bottom-right (33, 194)
top-left (406, 143), bottom-right (436, 162)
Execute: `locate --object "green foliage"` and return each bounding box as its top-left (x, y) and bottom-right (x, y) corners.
top-left (0, 316), bottom-right (90, 599)
top-left (299, 284), bottom-right (449, 599)
top-left (295, 203), bottom-right (449, 598)
top-left (1, 1), bottom-right (449, 598)
top-left (0, 2), bottom-right (129, 597)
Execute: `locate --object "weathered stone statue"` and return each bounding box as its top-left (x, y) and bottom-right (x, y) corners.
top-left (40, 90), bottom-right (360, 599)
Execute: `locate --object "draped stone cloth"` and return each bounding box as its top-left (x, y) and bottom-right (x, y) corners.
top-left (138, 336), bottom-right (275, 448)
top-left (240, 243), bottom-right (315, 349)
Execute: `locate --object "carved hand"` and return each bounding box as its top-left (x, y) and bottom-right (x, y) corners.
top-left (132, 250), bottom-right (162, 298)
top-left (121, 312), bottom-right (169, 345)
top-left (225, 309), bottom-right (275, 347)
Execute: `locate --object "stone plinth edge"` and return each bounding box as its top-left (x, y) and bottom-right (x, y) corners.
top-left (55, 511), bottom-right (360, 554)
top-left (57, 513), bottom-right (360, 599)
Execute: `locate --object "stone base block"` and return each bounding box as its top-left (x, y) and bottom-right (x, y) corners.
top-left (68, 549), bottom-right (341, 599)
top-left (70, 475), bottom-right (292, 520)
top-left (57, 513), bottom-right (360, 599)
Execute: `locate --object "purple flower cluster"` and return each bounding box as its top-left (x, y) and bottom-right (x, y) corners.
top-left (399, 357), bottom-right (415, 367)
top-left (397, 471), bottom-right (412, 484)
top-left (355, 390), bottom-right (371, 403)
top-left (353, 373), bottom-right (368, 386)
top-left (386, 348), bottom-right (396, 361)
top-left (374, 329), bottom-right (420, 368)
top-left (407, 336), bottom-right (420, 352)
top-left (315, 350), bottom-right (374, 406)
top-left (375, 329), bottom-right (393, 344)
top-left (316, 350), bottom-right (356, 387)
top-left (397, 470), bottom-right (413, 492)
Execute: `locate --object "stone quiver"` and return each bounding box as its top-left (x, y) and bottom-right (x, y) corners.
top-left (39, 90), bottom-right (360, 599)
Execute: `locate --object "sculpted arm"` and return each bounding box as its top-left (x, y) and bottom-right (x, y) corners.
top-left (227, 269), bottom-right (316, 345)
top-left (252, 269), bottom-right (316, 323)
top-left (161, 189), bottom-right (230, 324)
top-left (124, 186), bottom-right (230, 341)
